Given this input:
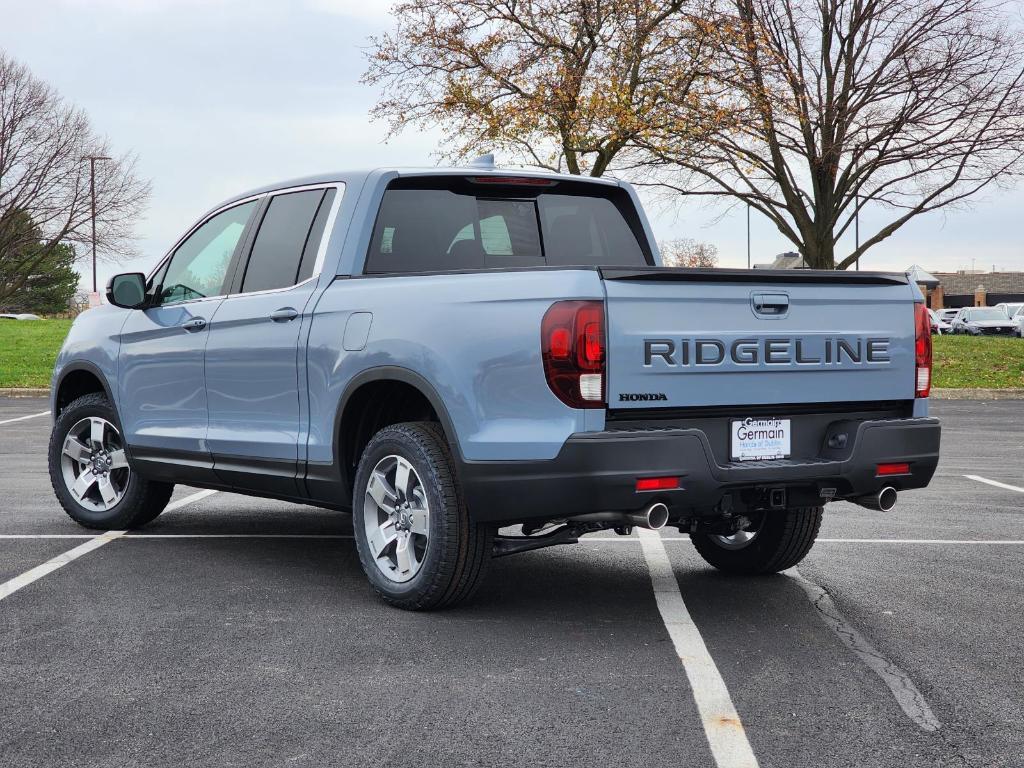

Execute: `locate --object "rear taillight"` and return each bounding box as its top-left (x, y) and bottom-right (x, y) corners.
top-left (914, 303), bottom-right (932, 398)
top-left (542, 300), bottom-right (605, 408)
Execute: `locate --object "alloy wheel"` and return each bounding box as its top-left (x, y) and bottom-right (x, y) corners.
top-left (711, 513), bottom-right (766, 550)
top-left (60, 417), bottom-right (130, 511)
top-left (362, 454), bottom-right (430, 583)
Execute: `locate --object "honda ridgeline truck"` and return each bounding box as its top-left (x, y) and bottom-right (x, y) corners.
top-left (48, 163), bottom-right (941, 609)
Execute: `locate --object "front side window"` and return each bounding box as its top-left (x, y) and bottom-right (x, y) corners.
top-left (159, 201), bottom-right (257, 305)
top-left (365, 179), bottom-right (649, 274)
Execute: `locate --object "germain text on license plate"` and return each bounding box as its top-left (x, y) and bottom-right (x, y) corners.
top-left (730, 417), bottom-right (791, 461)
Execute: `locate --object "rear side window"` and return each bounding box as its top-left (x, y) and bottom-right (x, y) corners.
top-left (365, 179), bottom-right (650, 274)
top-left (240, 189), bottom-right (329, 293)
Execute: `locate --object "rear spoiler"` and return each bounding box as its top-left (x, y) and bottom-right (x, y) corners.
top-left (599, 266), bottom-right (909, 286)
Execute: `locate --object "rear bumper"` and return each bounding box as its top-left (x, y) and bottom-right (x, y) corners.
top-left (459, 417), bottom-right (940, 524)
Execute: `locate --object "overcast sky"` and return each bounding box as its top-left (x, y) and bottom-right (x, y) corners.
top-left (5, 0), bottom-right (1023, 289)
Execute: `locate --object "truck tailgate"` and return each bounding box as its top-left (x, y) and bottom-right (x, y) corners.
top-left (601, 268), bottom-right (917, 410)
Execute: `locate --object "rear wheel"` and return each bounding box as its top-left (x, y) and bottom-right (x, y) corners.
top-left (690, 506), bottom-right (822, 574)
top-left (48, 393), bottom-right (173, 530)
top-left (352, 422), bottom-right (493, 610)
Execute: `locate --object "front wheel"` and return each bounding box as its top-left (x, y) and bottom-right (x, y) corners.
top-left (48, 392), bottom-right (173, 530)
top-left (352, 422), bottom-right (494, 610)
top-left (690, 506), bottom-right (823, 574)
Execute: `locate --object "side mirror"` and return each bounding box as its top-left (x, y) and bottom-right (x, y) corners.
top-left (106, 272), bottom-right (148, 309)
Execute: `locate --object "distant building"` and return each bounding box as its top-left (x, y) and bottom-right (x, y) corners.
top-left (752, 251), bottom-right (808, 269)
top-left (910, 267), bottom-right (1024, 309)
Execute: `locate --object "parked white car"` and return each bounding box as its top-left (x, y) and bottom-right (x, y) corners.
top-left (995, 302), bottom-right (1024, 318)
top-left (1011, 307), bottom-right (1024, 337)
top-left (928, 309), bottom-right (951, 334)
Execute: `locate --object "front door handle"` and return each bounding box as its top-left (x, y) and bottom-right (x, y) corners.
top-left (181, 317), bottom-right (207, 332)
top-left (270, 307), bottom-right (299, 322)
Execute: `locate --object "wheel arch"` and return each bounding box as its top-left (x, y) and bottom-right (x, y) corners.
top-left (334, 366), bottom-right (464, 490)
top-left (53, 362), bottom-right (115, 416)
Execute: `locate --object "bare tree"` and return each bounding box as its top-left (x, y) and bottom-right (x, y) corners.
top-left (644, 0), bottom-right (1024, 268)
top-left (0, 52), bottom-right (149, 305)
top-left (363, 0), bottom-right (726, 176)
top-left (659, 237), bottom-right (719, 267)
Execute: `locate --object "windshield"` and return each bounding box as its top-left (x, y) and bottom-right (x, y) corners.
top-left (967, 309), bottom-right (1007, 321)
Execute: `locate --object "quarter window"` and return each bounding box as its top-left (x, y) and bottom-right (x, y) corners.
top-left (159, 200), bottom-right (257, 305)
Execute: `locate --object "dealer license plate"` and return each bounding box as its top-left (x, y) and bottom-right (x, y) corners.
top-left (730, 418), bottom-right (791, 461)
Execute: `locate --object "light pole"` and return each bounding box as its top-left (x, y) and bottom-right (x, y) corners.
top-left (746, 203), bottom-right (751, 269)
top-left (83, 155), bottom-right (111, 294)
top-left (854, 191), bottom-right (860, 271)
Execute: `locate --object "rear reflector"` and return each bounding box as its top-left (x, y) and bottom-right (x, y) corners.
top-left (876, 462), bottom-right (911, 476)
top-left (635, 476), bottom-right (680, 492)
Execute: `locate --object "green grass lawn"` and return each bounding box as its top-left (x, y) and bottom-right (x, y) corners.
top-left (932, 334), bottom-right (1024, 389)
top-left (0, 318), bottom-right (73, 388)
top-left (0, 318), bottom-right (1020, 391)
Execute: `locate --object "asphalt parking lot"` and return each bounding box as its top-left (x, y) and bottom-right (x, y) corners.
top-left (1, 397), bottom-right (1022, 768)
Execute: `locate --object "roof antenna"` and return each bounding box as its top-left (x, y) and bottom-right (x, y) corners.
top-left (468, 153), bottom-right (495, 168)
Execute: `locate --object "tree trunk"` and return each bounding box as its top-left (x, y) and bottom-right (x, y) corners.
top-left (802, 233), bottom-right (835, 270)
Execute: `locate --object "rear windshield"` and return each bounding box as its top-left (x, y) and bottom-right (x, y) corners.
top-left (364, 177), bottom-right (651, 274)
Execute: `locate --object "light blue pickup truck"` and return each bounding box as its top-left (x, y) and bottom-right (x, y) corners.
top-left (48, 163), bottom-right (940, 609)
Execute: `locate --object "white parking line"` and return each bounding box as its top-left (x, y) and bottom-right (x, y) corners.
top-left (4, 534), bottom-right (1024, 543)
top-left (637, 527), bottom-right (759, 768)
top-left (586, 537), bottom-right (1024, 544)
top-left (0, 410), bottom-right (49, 426)
top-left (0, 530), bottom-right (126, 602)
top-left (0, 489), bottom-right (217, 603)
top-left (965, 474), bottom-right (1024, 493)
top-left (0, 533), bottom-right (351, 539)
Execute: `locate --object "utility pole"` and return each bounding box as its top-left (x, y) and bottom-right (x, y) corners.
top-left (854, 192), bottom-right (860, 271)
top-left (83, 155), bottom-right (111, 294)
top-left (746, 204), bottom-right (751, 269)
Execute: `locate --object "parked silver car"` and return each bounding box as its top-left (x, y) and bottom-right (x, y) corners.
top-left (951, 307), bottom-right (1017, 336)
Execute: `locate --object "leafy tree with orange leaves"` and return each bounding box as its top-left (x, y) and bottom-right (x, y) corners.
top-left (363, 0), bottom-right (728, 177)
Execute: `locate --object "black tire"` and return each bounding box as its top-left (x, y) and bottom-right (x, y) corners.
top-left (352, 422), bottom-right (493, 611)
top-left (690, 506), bottom-right (822, 575)
top-left (48, 392), bottom-right (173, 530)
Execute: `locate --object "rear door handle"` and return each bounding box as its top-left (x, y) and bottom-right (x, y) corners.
top-left (270, 307), bottom-right (299, 322)
top-left (181, 317), bottom-right (207, 332)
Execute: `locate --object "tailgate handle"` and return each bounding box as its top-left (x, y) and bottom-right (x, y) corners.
top-left (752, 293), bottom-right (789, 316)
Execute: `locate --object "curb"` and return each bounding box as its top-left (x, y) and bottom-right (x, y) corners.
top-left (0, 388), bottom-right (50, 398)
top-left (931, 388), bottom-right (1024, 400)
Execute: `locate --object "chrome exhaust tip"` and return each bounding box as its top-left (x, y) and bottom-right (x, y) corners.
top-left (854, 486), bottom-right (897, 512)
top-left (627, 502), bottom-right (669, 530)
